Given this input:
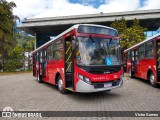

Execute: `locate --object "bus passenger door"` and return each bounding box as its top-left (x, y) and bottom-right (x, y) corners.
top-left (37, 51), bottom-right (42, 79)
top-left (64, 36), bottom-right (74, 90)
top-left (156, 39), bottom-right (160, 82)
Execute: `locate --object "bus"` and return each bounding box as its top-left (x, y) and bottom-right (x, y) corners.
top-left (123, 32), bottom-right (160, 87)
top-left (32, 24), bottom-right (123, 93)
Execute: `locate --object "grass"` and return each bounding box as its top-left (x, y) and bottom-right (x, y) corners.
top-left (0, 70), bottom-right (32, 75)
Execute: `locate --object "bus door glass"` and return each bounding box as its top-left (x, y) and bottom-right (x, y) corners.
top-left (131, 49), bottom-right (138, 74)
top-left (39, 51), bottom-right (43, 76)
top-left (156, 39), bottom-right (160, 81)
top-left (42, 49), bottom-right (47, 77)
top-left (64, 36), bottom-right (74, 90)
top-left (33, 54), bottom-right (36, 76)
top-left (131, 50), bottom-right (134, 72)
top-left (134, 49), bottom-right (138, 73)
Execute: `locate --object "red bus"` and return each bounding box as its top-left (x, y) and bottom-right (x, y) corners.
top-left (32, 24), bottom-right (123, 93)
top-left (123, 32), bottom-right (160, 87)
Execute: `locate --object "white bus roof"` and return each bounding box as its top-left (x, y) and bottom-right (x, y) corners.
top-left (124, 32), bottom-right (160, 52)
top-left (33, 24), bottom-right (117, 53)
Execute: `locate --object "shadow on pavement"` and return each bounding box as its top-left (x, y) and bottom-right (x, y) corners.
top-left (128, 76), bottom-right (160, 89)
top-left (33, 78), bottom-right (124, 101)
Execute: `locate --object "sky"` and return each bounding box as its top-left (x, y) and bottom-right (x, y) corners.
top-left (6, 0), bottom-right (160, 21)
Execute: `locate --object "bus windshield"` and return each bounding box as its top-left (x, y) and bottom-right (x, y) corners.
top-left (76, 36), bottom-right (122, 66)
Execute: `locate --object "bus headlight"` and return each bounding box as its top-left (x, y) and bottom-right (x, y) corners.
top-left (78, 74), bottom-right (91, 84)
top-left (78, 74), bottom-right (83, 80)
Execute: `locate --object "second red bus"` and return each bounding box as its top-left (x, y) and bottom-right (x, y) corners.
top-left (123, 32), bottom-right (160, 87)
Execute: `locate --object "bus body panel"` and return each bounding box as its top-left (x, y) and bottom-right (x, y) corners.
top-left (134, 59), bottom-right (156, 80)
top-left (73, 64), bottom-right (123, 92)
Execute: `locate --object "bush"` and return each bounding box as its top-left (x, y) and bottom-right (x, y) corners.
top-left (4, 59), bottom-right (23, 72)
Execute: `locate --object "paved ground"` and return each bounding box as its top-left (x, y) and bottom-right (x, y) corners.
top-left (0, 73), bottom-right (160, 120)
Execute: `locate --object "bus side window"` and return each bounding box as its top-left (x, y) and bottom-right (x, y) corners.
top-left (53, 49), bottom-right (62, 60)
top-left (45, 50), bottom-right (47, 60)
top-left (131, 51), bottom-right (134, 61)
top-left (138, 44), bottom-right (145, 59)
top-left (47, 45), bottom-right (52, 60)
top-left (145, 40), bottom-right (154, 58)
top-left (128, 51), bottom-right (131, 60)
top-left (52, 39), bottom-right (63, 60)
top-left (36, 52), bottom-right (39, 62)
top-left (40, 51), bottom-right (42, 63)
top-left (34, 54), bottom-right (36, 62)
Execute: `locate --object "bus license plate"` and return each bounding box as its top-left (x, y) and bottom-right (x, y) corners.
top-left (104, 83), bottom-right (112, 88)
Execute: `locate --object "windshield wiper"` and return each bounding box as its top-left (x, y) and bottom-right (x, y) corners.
top-left (89, 35), bottom-right (95, 43)
top-left (109, 37), bottom-right (113, 44)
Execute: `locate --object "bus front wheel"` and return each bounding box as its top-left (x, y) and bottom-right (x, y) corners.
top-left (57, 77), bottom-right (67, 94)
top-left (149, 72), bottom-right (157, 87)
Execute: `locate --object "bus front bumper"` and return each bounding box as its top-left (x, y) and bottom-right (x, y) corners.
top-left (76, 78), bottom-right (123, 93)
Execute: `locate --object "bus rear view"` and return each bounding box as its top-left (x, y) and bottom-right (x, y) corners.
top-left (33, 24), bottom-right (123, 93)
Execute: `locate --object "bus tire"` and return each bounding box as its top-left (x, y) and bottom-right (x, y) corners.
top-left (57, 76), bottom-right (67, 94)
top-left (129, 68), bottom-right (133, 78)
top-left (148, 71), bottom-right (157, 87)
top-left (37, 71), bottom-right (43, 83)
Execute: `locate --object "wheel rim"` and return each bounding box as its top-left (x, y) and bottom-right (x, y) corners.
top-left (58, 79), bottom-right (63, 90)
top-left (150, 73), bottom-right (155, 85)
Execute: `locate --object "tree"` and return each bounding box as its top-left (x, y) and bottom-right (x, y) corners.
top-left (111, 18), bottom-right (147, 50)
top-left (1, 31), bottom-right (35, 71)
top-left (15, 31), bottom-right (35, 51)
top-left (111, 17), bottom-right (127, 35)
top-left (0, 0), bottom-right (18, 71)
top-left (3, 45), bottom-right (23, 71)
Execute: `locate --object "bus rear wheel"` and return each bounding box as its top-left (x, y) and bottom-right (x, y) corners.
top-left (149, 72), bottom-right (157, 87)
top-left (57, 76), bottom-right (67, 94)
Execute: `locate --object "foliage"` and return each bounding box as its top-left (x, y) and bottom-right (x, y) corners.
top-left (0, 0), bottom-right (34, 71)
top-left (111, 17), bottom-right (147, 50)
top-left (111, 17), bottom-right (127, 35)
top-left (0, 0), bottom-right (17, 71)
top-left (1, 33), bottom-right (34, 71)
top-left (3, 46), bottom-right (23, 71)
top-left (15, 32), bottom-right (35, 51)
top-left (0, 0), bottom-right (16, 39)
top-left (4, 59), bottom-right (23, 71)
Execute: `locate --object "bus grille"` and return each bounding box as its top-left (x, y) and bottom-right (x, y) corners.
top-left (89, 69), bottom-right (119, 74)
top-left (92, 80), bottom-right (120, 89)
